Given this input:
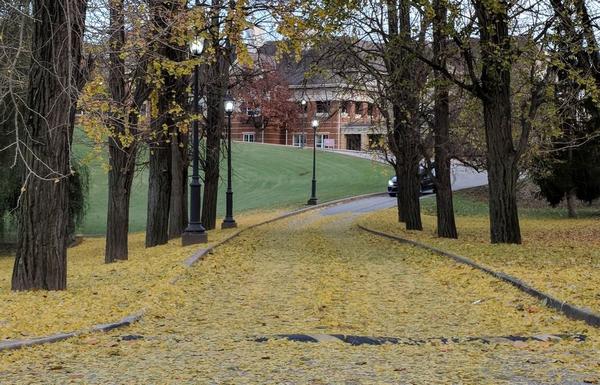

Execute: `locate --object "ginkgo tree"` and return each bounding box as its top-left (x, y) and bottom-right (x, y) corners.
top-left (8, 0), bottom-right (90, 290)
top-left (235, 67), bottom-right (301, 143)
top-left (281, 0), bottom-right (561, 244)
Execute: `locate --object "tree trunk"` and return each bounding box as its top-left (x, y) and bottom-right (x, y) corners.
top-left (146, 0), bottom-right (187, 246)
top-left (105, 0), bottom-right (136, 262)
top-left (476, 0), bottom-right (521, 244)
top-left (390, 100), bottom-right (422, 232)
top-left (106, 138), bottom-right (136, 261)
top-left (432, 0), bottom-right (457, 239)
top-left (434, 158), bottom-right (457, 238)
top-left (202, 112), bottom-right (222, 230)
top-left (201, 23), bottom-right (230, 230)
top-left (146, 137), bottom-right (172, 247)
top-left (169, 132), bottom-right (189, 238)
top-left (483, 98), bottom-right (521, 244)
top-left (395, 178), bottom-right (404, 223)
top-left (397, 159), bottom-right (422, 230)
top-left (12, 0), bottom-right (87, 291)
top-left (386, 0), bottom-right (423, 232)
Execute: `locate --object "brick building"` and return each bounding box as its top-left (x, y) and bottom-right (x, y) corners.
top-left (230, 42), bottom-right (385, 151)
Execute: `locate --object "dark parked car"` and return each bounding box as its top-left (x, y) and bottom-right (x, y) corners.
top-left (387, 164), bottom-right (436, 197)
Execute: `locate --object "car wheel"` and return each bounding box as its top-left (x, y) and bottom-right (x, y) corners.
top-left (388, 193), bottom-right (397, 197)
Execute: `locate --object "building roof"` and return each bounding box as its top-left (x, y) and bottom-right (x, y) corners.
top-left (255, 41), bottom-right (342, 87)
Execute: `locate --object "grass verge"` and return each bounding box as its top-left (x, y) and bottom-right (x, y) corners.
top-left (75, 138), bottom-right (391, 235)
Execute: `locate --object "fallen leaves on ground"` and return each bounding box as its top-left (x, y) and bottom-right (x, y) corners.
top-left (0, 209), bottom-right (285, 341)
top-left (0, 210), bottom-right (598, 384)
top-left (358, 207), bottom-right (600, 313)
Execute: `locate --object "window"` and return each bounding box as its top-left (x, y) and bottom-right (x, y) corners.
top-left (346, 134), bottom-right (361, 151)
top-left (316, 101), bottom-right (330, 114)
top-left (316, 134), bottom-right (330, 149)
top-left (368, 134), bottom-right (383, 150)
top-left (243, 133), bottom-right (255, 142)
top-left (367, 103), bottom-right (374, 117)
top-left (293, 134), bottom-right (306, 147)
top-left (245, 107), bottom-right (261, 116)
top-left (354, 101), bottom-right (363, 116)
top-left (341, 101), bottom-right (349, 115)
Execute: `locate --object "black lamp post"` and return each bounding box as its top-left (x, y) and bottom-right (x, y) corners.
top-left (307, 118), bottom-right (319, 205)
top-left (222, 93), bottom-right (237, 229)
top-left (182, 33), bottom-right (208, 246)
top-left (300, 99), bottom-right (307, 148)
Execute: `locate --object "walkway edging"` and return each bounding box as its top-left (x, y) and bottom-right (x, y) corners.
top-left (0, 312), bottom-right (145, 352)
top-left (1, 192), bottom-right (386, 352)
top-left (358, 225), bottom-right (600, 328)
top-left (179, 192), bottom-right (388, 269)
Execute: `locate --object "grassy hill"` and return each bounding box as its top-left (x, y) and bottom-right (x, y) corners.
top-left (76, 141), bottom-right (392, 235)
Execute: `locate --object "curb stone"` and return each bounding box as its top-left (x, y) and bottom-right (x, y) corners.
top-left (358, 225), bottom-right (600, 328)
top-left (0, 192), bottom-right (387, 352)
top-left (176, 191), bottom-right (388, 270)
top-left (90, 312), bottom-right (145, 333)
top-left (0, 312), bottom-right (145, 352)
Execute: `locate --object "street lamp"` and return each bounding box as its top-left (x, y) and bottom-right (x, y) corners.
top-left (307, 119), bottom-right (319, 205)
top-left (300, 99), bottom-right (307, 148)
top-left (222, 93), bottom-right (237, 229)
top-left (182, 30), bottom-right (208, 246)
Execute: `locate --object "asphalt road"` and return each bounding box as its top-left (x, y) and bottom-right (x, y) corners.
top-left (321, 163), bottom-right (488, 217)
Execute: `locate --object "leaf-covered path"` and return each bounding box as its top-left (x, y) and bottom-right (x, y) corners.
top-left (1, 205), bottom-right (599, 384)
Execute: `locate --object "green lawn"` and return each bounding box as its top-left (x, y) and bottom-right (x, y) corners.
top-left (420, 185), bottom-right (600, 219)
top-left (76, 141), bottom-right (392, 235)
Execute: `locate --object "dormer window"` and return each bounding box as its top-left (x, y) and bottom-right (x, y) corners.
top-left (354, 101), bottom-right (363, 116)
top-left (316, 101), bottom-right (330, 114)
top-left (341, 101), bottom-right (350, 115)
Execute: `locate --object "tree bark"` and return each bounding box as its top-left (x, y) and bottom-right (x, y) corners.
top-left (12, 0), bottom-right (87, 291)
top-left (169, 131), bottom-right (189, 238)
top-left (146, 0), bottom-right (187, 246)
top-left (386, 0), bottom-right (423, 231)
top-left (396, 155), bottom-right (422, 230)
top-left (475, 0), bottom-right (521, 244)
top-left (395, 178), bottom-right (404, 223)
top-left (482, 97), bottom-right (521, 243)
top-left (146, 136), bottom-right (172, 247)
top-left (105, 0), bottom-right (136, 262)
top-left (432, 0), bottom-right (457, 239)
top-left (201, 2), bottom-right (231, 230)
top-left (201, 85), bottom-right (224, 230)
top-left (106, 138), bottom-right (137, 261)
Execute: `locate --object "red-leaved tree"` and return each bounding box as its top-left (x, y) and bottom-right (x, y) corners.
top-left (236, 69), bottom-right (300, 139)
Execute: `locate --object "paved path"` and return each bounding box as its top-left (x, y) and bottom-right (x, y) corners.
top-left (330, 148), bottom-right (489, 188)
top-left (322, 162), bottom-right (488, 217)
top-left (1, 201), bottom-right (597, 384)
top-left (320, 195), bottom-right (397, 216)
